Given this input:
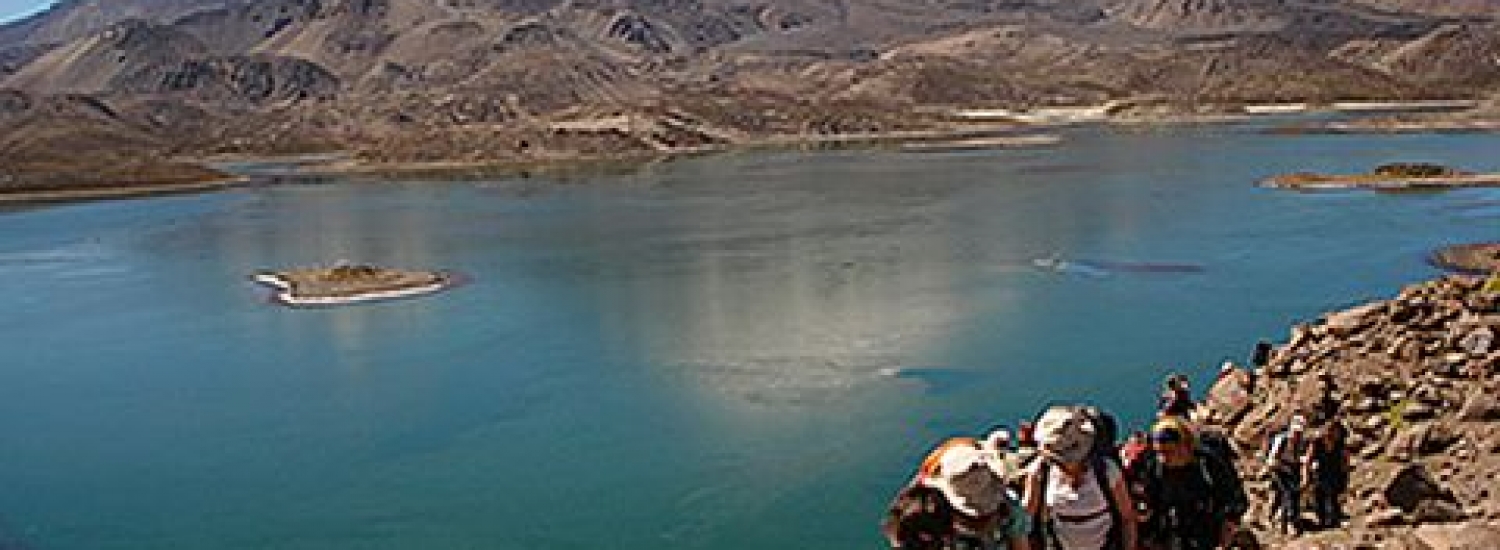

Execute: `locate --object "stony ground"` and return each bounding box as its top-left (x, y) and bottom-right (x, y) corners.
top-left (1207, 275), bottom-right (1500, 549)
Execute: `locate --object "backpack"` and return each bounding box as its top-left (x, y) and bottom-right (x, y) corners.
top-left (1029, 453), bottom-right (1125, 550)
top-left (1079, 405), bottom-right (1121, 459)
top-left (1139, 441), bottom-right (1250, 546)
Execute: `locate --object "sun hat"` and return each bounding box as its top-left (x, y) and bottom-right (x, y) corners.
top-left (982, 428), bottom-right (1013, 452)
top-left (919, 442), bottom-right (1008, 517)
top-left (917, 437), bottom-right (979, 480)
top-left (1035, 406), bottom-right (1096, 465)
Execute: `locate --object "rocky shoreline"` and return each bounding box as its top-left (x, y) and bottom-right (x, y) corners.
top-left (1431, 244), bottom-right (1500, 276)
top-left (1207, 275), bottom-right (1500, 549)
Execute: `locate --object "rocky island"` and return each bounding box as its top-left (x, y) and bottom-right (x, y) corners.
top-left (1432, 243), bottom-right (1500, 276)
top-left (253, 264), bottom-right (457, 307)
top-left (1261, 163), bottom-right (1500, 191)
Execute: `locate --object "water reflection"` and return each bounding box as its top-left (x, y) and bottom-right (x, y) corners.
top-left (589, 183), bottom-right (975, 410)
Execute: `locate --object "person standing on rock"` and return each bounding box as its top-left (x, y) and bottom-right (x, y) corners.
top-left (1249, 340), bottom-right (1273, 391)
top-left (1264, 416), bottom-right (1308, 535)
top-left (1301, 422), bottom-right (1349, 529)
top-left (1157, 375), bottom-right (1195, 419)
top-left (1314, 373), bottom-right (1340, 424)
top-left (1134, 418), bottom-right (1247, 550)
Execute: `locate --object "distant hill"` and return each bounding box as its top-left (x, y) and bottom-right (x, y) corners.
top-left (0, 0), bottom-right (1495, 183)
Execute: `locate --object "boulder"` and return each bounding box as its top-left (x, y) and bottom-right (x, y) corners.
top-left (1411, 522), bottom-right (1500, 549)
top-left (1385, 464), bottom-right (1456, 512)
top-left (1458, 391), bottom-right (1500, 422)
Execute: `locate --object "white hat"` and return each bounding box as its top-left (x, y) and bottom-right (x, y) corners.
top-left (982, 428), bottom-right (1012, 452)
top-left (1036, 406), bottom-right (1096, 465)
top-left (919, 445), bottom-right (1008, 517)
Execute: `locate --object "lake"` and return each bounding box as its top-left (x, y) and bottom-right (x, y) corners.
top-left (1, 123), bottom-right (1497, 549)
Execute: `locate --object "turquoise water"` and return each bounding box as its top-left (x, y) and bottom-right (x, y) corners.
top-left (0, 125), bottom-right (1496, 549)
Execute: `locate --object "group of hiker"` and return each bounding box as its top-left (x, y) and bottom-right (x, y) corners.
top-left (882, 343), bottom-right (1351, 550)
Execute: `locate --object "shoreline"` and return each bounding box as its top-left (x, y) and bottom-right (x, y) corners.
top-left (0, 175), bottom-right (248, 206)
top-left (252, 126), bottom-right (1062, 180)
top-left (252, 268), bottom-right (460, 307)
top-left (0, 97), bottom-right (1491, 207)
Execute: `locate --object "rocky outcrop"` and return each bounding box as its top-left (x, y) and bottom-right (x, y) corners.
top-left (118, 55), bottom-right (340, 103)
top-left (1217, 276), bottom-right (1500, 547)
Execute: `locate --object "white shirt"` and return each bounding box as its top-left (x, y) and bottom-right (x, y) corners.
top-left (1038, 460), bottom-right (1121, 550)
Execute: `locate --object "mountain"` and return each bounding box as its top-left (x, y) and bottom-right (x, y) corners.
top-left (0, 0), bottom-right (245, 47)
top-left (0, 0), bottom-right (1496, 184)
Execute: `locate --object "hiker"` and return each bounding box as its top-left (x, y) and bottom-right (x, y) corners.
top-left (1016, 421), bottom-right (1040, 472)
top-left (985, 427), bottom-right (1027, 494)
top-left (986, 427), bottom-right (1015, 453)
top-left (1135, 418), bottom-right (1248, 550)
top-left (1264, 416), bottom-right (1308, 535)
top-left (1314, 373), bottom-right (1340, 424)
top-left (885, 437), bottom-right (1032, 550)
top-left (1023, 406), bottom-right (1138, 550)
top-left (1157, 375), bottom-right (1195, 419)
top-left (1248, 340), bottom-right (1272, 393)
top-left (885, 484), bottom-right (958, 549)
top-left (1302, 422), bottom-right (1350, 529)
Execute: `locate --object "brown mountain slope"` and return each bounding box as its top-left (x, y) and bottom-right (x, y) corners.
top-left (0, 0), bottom-right (245, 47)
top-left (5, 19), bottom-right (209, 94)
top-left (0, 0), bottom-right (1495, 187)
top-left (1346, 0), bottom-right (1498, 18)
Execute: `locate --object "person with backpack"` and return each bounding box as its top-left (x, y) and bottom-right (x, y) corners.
top-left (1023, 406), bottom-right (1138, 550)
top-left (1301, 422), bottom-right (1349, 529)
top-left (885, 484), bottom-right (959, 549)
top-left (1135, 418), bottom-right (1248, 550)
top-left (885, 437), bottom-right (1032, 550)
top-left (1263, 416), bottom-right (1308, 535)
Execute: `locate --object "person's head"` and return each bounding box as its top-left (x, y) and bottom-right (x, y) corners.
top-left (1035, 406), bottom-right (1096, 466)
top-left (1287, 414), bottom-right (1307, 439)
top-left (1017, 421), bottom-right (1037, 446)
top-left (919, 441), bottom-right (1009, 519)
top-left (982, 426), bottom-right (1013, 453)
top-left (1220, 361), bottom-right (1237, 376)
top-left (891, 485), bottom-right (957, 550)
top-left (1149, 417), bottom-right (1195, 466)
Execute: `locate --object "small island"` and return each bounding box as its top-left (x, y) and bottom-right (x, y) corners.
top-left (1261, 162), bottom-right (1500, 190)
top-left (1430, 242), bottom-right (1500, 275)
top-left (253, 264), bottom-right (458, 306)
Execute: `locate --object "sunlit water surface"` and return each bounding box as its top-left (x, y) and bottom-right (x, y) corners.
top-left (1, 124), bottom-right (1497, 549)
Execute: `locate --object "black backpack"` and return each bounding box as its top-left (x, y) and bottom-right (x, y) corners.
top-left (1080, 405), bottom-right (1121, 458)
top-left (1139, 439), bottom-right (1249, 546)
